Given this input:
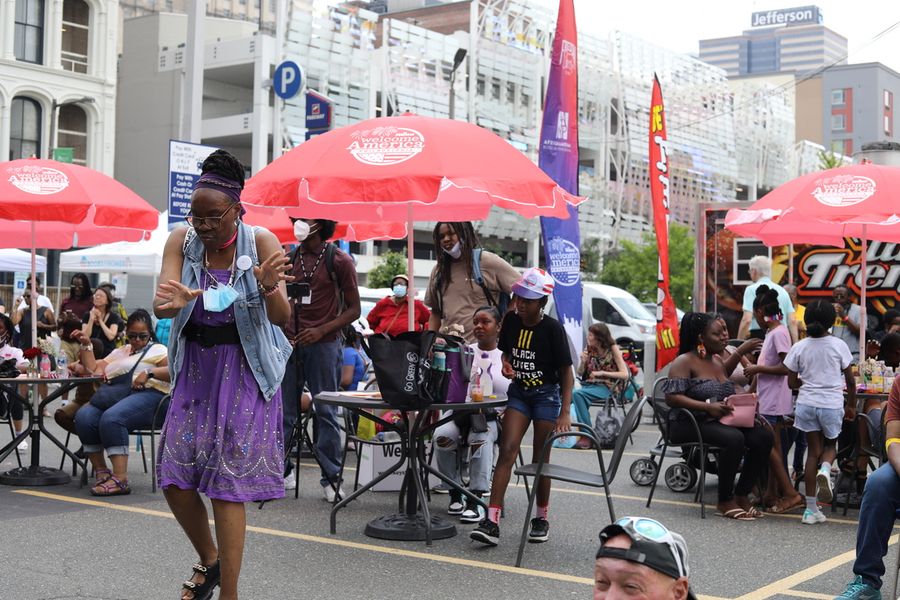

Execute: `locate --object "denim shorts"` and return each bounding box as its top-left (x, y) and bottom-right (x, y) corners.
top-left (506, 382), bottom-right (562, 423)
top-left (793, 404), bottom-right (844, 440)
top-left (760, 414), bottom-right (786, 426)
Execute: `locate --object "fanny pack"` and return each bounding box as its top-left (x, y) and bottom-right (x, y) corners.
top-left (182, 322), bottom-right (241, 347)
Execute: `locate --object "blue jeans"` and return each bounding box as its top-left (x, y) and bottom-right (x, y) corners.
top-left (281, 340), bottom-right (343, 487)
top-left (434, 419), bottom-right (499, 494)
top-left (74, 389), bottom-right (168, 456)
top-left (853, 463), bottom-right (900, 589)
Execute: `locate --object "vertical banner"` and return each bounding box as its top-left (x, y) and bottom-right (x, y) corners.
top-left (649, 75), bottom-right (680, 368)
top-left (539, 0), bottom-right (583, 360)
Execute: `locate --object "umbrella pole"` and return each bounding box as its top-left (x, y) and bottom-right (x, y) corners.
top-left (860, 230), bottom-right (867, 362)
top-left (788, 244), bottom-right (794, 285)
top-left (407, 208), bottom-right (415, 332)
top-left (30, 222), bottom-right (38, 352)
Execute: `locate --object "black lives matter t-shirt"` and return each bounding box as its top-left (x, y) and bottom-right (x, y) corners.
top-left (498, 312), bottom-right (572, 388)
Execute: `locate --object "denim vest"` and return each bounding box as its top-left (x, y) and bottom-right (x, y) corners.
top-left (168, 222), bottom-right (292, 401)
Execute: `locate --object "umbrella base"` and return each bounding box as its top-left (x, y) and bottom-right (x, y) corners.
top-left (0, 465), bottom-right (71, 486)
top-left (365, 513), bottom-right (457, 541)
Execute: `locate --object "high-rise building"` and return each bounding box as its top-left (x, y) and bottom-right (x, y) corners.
top-left (821, 62), bottom-right (900, 156)
top-left (699, 5), bottom-right (847, 77)
top-left (0, 0), bottom-right (118, 172)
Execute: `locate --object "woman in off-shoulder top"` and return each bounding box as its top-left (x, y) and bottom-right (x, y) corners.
top-left (662, 312), bottom-right (773, 521)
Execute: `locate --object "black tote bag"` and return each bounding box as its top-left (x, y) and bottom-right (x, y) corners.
top-left (365, 331), bottom-right (438, 410)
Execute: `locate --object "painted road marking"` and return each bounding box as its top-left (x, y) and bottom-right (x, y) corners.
top-left (12, 489), bottom-right (729, 600)
top-left (778, 590), bottom-right (833, 599)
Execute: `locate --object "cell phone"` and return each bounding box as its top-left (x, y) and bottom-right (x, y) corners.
top-left (286, 282), bottom-right (311, 300)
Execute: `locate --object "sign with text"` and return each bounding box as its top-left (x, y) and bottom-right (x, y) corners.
top-left (167, 140), bottom-right (219, 228)
top-left (751, 6), bottom-right (821, 28)
top-left (52, 147), bottom-right (74, 163)
top-left (305, 90), bottom-right (333, 132)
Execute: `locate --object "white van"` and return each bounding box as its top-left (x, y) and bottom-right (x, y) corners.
top-left (547, 282), bottom-right (656, 347)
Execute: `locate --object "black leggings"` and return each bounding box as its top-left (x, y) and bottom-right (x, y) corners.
top-left (669, 418), bottom-right (774, 503)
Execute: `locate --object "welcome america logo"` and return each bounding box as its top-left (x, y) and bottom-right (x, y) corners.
top-left (347, 127), bottom-right (425, 166)
top-left (6, 165), bottom-right (70, 195)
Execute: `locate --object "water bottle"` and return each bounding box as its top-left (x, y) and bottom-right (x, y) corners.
top-left (884, 367), bottom-right (895, 395)
top-left (479, 352), bottom-right (494, 397)
top-left (56, 353), bottom-right (68, 379)
top-left (433, 351), bottom-right (446, 372)
top-left (39, 354), bottom-right (52, 379)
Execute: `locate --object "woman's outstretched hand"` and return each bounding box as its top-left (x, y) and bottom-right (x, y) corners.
top-left (254, 250), bottom-right (294, 290)
top-left (156, 280), bottom-right (202, 311)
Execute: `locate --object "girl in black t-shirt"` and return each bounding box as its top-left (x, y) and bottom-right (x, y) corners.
top-left (471, 268), bottom-right (574, 547)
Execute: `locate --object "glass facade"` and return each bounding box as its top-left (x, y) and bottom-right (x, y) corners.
top-left (9, 97), bottom-right (42, 160)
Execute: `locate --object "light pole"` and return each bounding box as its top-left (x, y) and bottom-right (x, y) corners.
top-left (49, 96), bottom-right (94, 160)
top-left (447, 48), bottom-right (467, 120)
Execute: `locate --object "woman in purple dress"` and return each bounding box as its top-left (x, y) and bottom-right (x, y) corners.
top-left (154, 150), bottom-right (293, 600)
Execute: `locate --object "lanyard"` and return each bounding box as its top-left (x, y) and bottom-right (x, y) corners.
top-left (299, 244), bottom-right (328, 283)
top-left (202, 249), bottom-right (237, 288)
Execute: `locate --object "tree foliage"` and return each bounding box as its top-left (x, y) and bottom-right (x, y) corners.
top-left (817, 149), bottom-right (844, 170)
top-left (599, 223), bottom-right (695, 309)
top-left (367, 250), bottom-right (408, 288)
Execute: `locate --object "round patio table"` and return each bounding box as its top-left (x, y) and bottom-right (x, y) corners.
top-left (0, 376), bottom-right (100, 486)
top-left (315, 392), bottom-right (505, 545)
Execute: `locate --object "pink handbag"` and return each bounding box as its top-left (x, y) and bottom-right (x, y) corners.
top-left (718, 393), bottom-right (758, 428)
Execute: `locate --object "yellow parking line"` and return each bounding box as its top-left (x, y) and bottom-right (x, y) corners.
top-left (778, 590), bottom-right (834, 600)
top-left (734, 534), bottom-right (898, 600)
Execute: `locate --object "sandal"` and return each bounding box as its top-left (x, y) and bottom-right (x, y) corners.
top-left (94, 469), bottom-right (112, 484)
top-left (742, 506), bottom-right (765, 519)
top-left (715, 508), bottom-right (756, 521)
top-left (90, 475), bottom-right (130, 497)
top-left (768, 496), bottom-right (805, 514)
top-left (182, 560), bottom-right (220, 600)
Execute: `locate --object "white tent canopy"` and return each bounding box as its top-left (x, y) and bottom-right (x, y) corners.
top-left (59, 212), bottom-right (170, 276)
top-left (0, 249), bottom-right (46, 272)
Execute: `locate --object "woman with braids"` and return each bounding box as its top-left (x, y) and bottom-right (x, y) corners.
top-left (154, 149), bottom-right (293, 600)
top-left (663, 312), bottom-right (773, 521)
top-left (71, 309), bottom-right (171, 497)
top-left (424, 222), bottom-right (519, 341)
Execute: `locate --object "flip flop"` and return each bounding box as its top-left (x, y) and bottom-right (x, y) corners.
top-left (743, 506), bottom-right (765, 518)
top-left (767, 496), bottom-right (805, 514)
top-left (715, 508), bottom-right (756, 521)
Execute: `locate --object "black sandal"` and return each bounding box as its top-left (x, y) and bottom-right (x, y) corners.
top-left (182, 560), bottom-right (220, 600)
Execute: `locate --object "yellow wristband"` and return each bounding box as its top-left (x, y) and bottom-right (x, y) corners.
top-left (886, 437), bottom-right (900, 452)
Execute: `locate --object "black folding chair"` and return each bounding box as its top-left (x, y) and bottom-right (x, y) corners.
top-left (512, 395), bottom-right (647, 568)
top-left (832, 412), bottom-right (884, 515)
top-left (132, 394), bottom-right (170, 493)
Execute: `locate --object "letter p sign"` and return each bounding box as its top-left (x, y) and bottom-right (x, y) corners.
top-left (274, 61), bottom-right (303, 100)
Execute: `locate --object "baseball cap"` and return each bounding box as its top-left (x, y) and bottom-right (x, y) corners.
top-left (391, 274), bottom-right (409, 284)
top-left (511, 267), bottom-right (554, 300)
top-left (597, 517), bottom-right (696, 600)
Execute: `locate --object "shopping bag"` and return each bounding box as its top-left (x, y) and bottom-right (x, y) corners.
top-left (719, 393), bottom-right (758, 428)
top-left (365, 331), bottom-right (437, 410)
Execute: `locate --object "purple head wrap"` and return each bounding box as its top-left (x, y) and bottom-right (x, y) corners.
top-left (193, 174), bottom-right (246, 215)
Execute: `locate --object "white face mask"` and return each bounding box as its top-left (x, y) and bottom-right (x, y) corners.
top-left (443, 241), bottom-right (462, 260)
top-left (293, 220), bottom-right (310, 243)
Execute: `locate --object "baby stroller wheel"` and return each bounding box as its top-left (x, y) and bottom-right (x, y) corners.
top-left (629, 458), bottom-right (657, 487)
top-left (665, 462), bottom-right (697, 493)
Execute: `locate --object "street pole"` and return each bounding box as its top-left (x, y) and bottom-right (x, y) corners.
top-left (448, 48), bottom-right (467, 120)
top-left (272, 0), bottom-right (287, 160)
top-left (184, 0), bottom-right (206, 143)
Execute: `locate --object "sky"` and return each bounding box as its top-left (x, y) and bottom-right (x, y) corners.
top-left (562, 0), bottom-right (900, 73)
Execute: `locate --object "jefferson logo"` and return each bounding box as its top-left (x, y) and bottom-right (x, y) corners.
top-left (348, 127), bottom-right (425, 166)
top-left (811, 175), bottom-right (875, 207)
top-left (7, 165), bottom-right (70, 195)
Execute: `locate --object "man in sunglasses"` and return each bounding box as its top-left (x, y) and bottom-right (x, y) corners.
top-left (595, 517), bottom-right (696, 600)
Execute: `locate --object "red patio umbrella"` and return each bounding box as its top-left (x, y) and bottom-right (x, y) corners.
top-left (242, 114), bottom-right (586, 328)
top-left (0, 158), bottom-right (158, 345)
top-left (725, 162), bottom-right (900, 358)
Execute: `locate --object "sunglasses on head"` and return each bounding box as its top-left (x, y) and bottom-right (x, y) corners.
top-left (126, 332), bottom-right (150, 341)
top-left (612, 517), bottom-right (687, 578)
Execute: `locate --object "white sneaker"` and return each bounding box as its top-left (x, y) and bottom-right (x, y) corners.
top-left (447, 500), bottom-right (464, 515)
top-left (816, 467), bottom-right (833, 504)
top-left (801, 508), bottom-right (827, 524)
top-left (283, 471), bottom-right (296, 490)
top-left (16, 438), bottom-right (28, 451)
top-left (322, 484), bottom-right (345, 503)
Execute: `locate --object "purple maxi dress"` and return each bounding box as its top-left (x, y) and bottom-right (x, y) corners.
top-left (157, 269), bottom-right (285, 502)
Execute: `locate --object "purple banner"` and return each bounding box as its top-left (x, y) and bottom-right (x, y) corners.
top-left (539, 0), bottom-right (582, 357)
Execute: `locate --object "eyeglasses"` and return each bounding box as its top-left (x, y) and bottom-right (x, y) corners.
top-left (126, 332), bottom-right (150, 341)
top-left (613, 517), bottom-right (687, 578)
top-left (185, 203), bottom-right (237, 229)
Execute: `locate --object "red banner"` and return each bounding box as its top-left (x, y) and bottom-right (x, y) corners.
top-left (649, 75), bottom-right (679, 368)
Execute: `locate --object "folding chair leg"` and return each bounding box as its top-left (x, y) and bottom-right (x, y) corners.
top-left (139, 434), bottom-right (148, 474)
top-left (515, 472), bottom-right (540, 568)
top-left (892, 542), bottom-right (900, 600)
top-left (698, 443), bottom-right (707, 519)
top-left (646, 441), bottom-right (668, 508)
top-left (515, 449), bottom-right (531, 497)
top-left (150, 429), bottom-right (157, 494)
top-left (59, 431), bottom-right (70, 470)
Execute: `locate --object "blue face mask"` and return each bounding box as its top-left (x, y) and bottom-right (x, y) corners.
top-left (393, 284), bottom-right (408, 298)
top-left (203, 284), bottom-right (240, 312)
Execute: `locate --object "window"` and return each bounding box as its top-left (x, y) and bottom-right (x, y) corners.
top-left (831, 89), bottom-right (845, 105)
top-left (57, 104), bottom-right (87, 165)
top-left (885, 89), bottom-right (892, 109)
top-left (830, 139), bottom-right (844, 153)
top-left (831, 114), bottom-right (845, 131)
top-left (9, 97), bottom-right (42, 160)
top-left (61, 0), bottom-right (89, 73)
top-left (885, 115), bottom-right (892, 135)
top-left (733, 239), bottom-right (770, 285)
top-left (14, 0), bottom-right (44, 64)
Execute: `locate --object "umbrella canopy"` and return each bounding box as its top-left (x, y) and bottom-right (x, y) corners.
top-left (0, 158), bottom-right (158, 349)
top-left (242, 204), bottom-right (407, 245)
top-left (725, 163), bottom-right (900, 246)
top-left (242, 114), bottom-right (585, 221)
top-left (58, 212), bottom-right (170, 276)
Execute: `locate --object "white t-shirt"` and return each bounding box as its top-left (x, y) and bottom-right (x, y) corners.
top-left (15, 294), bottom-right (52, 312)
top-left (0, 344), bottom-right (28, 368)
top-left (784, 335), bottom-right (852, 409)
top-left (467, 344), bottom-right (511, 399)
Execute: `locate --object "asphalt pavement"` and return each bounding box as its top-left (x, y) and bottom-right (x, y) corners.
top-left (0, 403), bottom-right (887, 600)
